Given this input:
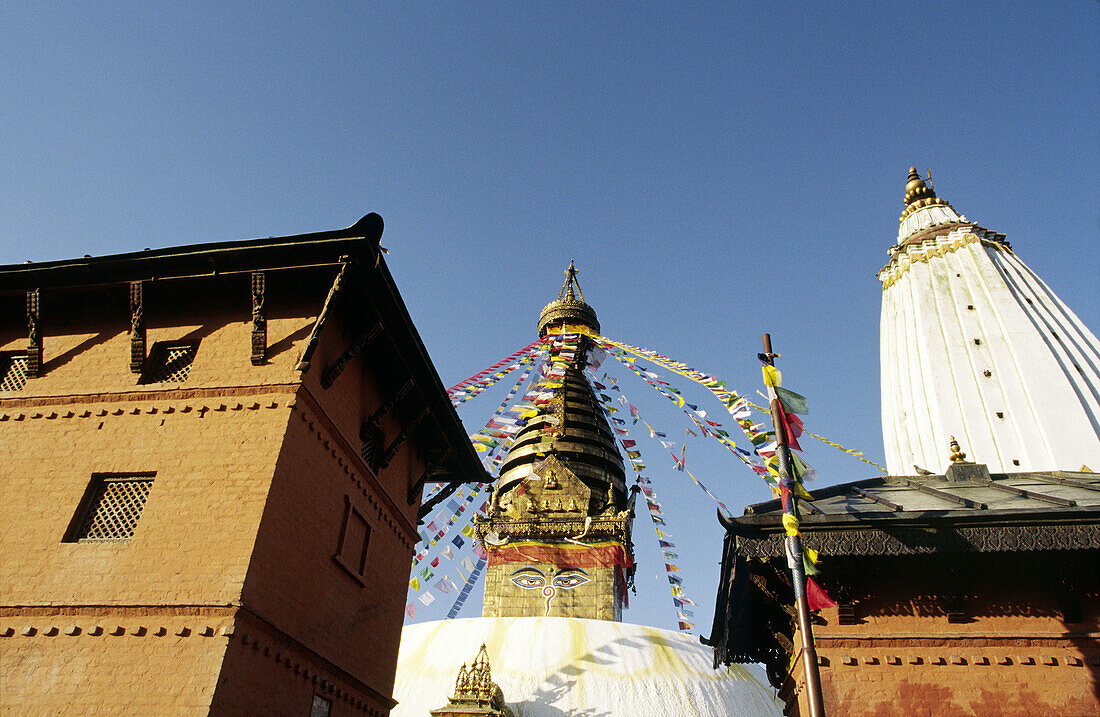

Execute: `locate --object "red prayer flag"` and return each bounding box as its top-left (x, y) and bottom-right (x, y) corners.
top-left (777, 403), bottom-right (803, 452)
top-left (806, 577), bottom-right (837, 610)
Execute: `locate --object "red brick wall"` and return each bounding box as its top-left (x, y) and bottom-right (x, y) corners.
top-left (1, 281), bottom-right (430, 716)
top-left (239, 314), bottom-right (424, 706)
top-left (781, 558), bottom-right (1100, 717)
top-left (0, 304), bottom-right (306, 715)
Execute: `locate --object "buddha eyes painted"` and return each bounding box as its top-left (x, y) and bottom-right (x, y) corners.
top-left (510, 573), bottom-right (546, 589)
top-left (552, 572), bottom-right (589, 588)
top-left (509, 567), bottom-right (591, 614)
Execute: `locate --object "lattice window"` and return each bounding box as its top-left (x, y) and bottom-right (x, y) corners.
top-left (310, 695), bottom-right (332, 717)
top-left (142, 343), bottom-right (198, 384)
top-left (68, 475), bottom-right (154, 542)
top-left (0, 354), bottom-right (30, 392)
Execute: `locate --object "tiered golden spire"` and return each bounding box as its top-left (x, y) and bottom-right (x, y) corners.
top-left (899, 166), bottom-right (952, 222)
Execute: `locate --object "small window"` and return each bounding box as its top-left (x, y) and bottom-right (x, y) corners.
top-left (334, 496), bottom-right (372, 584)
top-left (141, 343), bottom-right (198, 384)
top-left (0, 353), bottom-right (30, 392)
top-left (310, 695), bottom-right (332, 717)
top-left (67, 474), bottom-right (154, 542)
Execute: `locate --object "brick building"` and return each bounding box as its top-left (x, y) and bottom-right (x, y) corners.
top-left (0, 213), bottom-right (487, 716)
top-left (708, 460), bottom-right (1100, 716)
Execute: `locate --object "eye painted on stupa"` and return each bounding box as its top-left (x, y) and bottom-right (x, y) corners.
top-left (509, 567), bottom-right (547, 589)
top-left (552, 569), bottom-right (590, 589)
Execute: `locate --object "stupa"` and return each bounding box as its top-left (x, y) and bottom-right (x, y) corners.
top-left (879, 168), bottom-right (1100, 474)
top-left (392, 264), bottom-right (781, 716)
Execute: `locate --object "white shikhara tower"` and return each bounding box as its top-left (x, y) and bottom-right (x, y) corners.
top-left (879, 168), bottom-right (1100, 474)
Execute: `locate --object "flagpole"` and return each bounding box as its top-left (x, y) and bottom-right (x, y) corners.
top-left (761, 333), bottom-right (825, 717)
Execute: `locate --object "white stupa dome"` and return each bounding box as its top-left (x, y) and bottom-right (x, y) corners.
top-left (393, 616), bottom-right (782, 716)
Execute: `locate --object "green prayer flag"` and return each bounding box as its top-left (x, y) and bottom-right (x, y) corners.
top-left (776, 386), bottom-right (809, 414)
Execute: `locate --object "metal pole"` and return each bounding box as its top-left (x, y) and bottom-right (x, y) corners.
top-left (762, 333), bottom-right (826, 717)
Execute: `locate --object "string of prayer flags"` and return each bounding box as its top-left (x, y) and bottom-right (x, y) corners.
top-left (447, 337), bottom-right (546, 404)
top-left (596, 334), bottom-right (886, 475)
top-left (802, 429), bottom-right (887, 472)
top-left (592, 370), bottom-right (732, 516)
top-left (587, 376), bottom-right (698, 633)
top-left (597, 341), bottom-right (773, 480)
top-left (446, 556), bottom-right (486, 619)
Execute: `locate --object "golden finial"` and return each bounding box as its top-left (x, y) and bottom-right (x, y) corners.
top-left (949, 436), bottom-right (967, 463)
top-left (558, 260), bottom-right (584, 302)
top-left (904, 166), bottom-right (937, 207)
top-left (899, 166), bottom-right (951, 222)
top-left (538, 261), bottom-right (600, 336)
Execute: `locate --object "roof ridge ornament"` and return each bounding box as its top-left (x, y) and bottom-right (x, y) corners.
top-left (949, 436), bottom-right (967, 463)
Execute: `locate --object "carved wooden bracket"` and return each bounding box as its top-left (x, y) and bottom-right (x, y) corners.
top-left (26, 289), bottom-right (41, 378)
top-left (408, 448), bottom-right (452, 505)
top-left (320, 322), bottom-right (384, 388)
top-left (129, 281), bottom-right (145, 373)
top-left (364, 380), bottom-right (414, 426)
top-left (379, 407), bottom-right (429, 470)
top-left (250, 272), bottom-right (266, 365)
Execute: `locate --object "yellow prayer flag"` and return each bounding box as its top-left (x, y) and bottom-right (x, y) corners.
top-left (762, 365), bottom-right (782, 387)
top-left (805, 547), bottom-right (820, 565)
top-left (461, 524), bottom-right (475, 537)
top-left (409, 578), bottom-right (420, 591)
top-left (781, 513), bottom-right (800, 537)
top-left (793, 482), bottom-right (814, 501)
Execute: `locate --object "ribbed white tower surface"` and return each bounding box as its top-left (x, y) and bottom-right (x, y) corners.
top-left (879, 168), bottom-right (1100, 475)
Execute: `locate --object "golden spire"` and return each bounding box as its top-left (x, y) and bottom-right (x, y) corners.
top-left (899, 166), bottom-right (951, 222)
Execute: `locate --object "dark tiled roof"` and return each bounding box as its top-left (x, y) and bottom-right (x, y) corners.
top-left (739, 469), bottom-right (1100, 522)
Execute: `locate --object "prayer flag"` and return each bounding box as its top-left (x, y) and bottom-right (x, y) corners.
top-left (451, 535), bottom-right (465, 549)
top-left (807, 577), bottom-right (837, 610)
top-left (461, 524), bottom-right (475, 537)
top-left (441, 546), bottom-right (455, 560)
top-left (417, 592), bottom-right (435, 606)
top-left (409, 578), bottom-right (421, 591)
top-left (405, 603), bottom-right (416, 618)
top-left (776, 386), bottom-right (809, 415)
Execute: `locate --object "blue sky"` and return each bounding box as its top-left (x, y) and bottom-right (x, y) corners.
top-left (2, 2), bottom-right (1097, 632)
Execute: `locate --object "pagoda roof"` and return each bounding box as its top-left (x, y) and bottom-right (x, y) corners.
top-left (720, 467), bottom-right (1100, 558)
